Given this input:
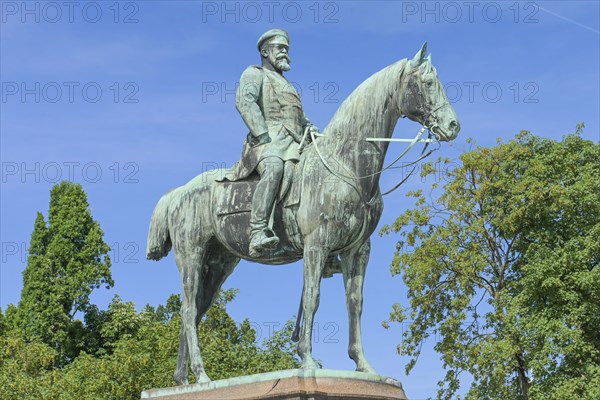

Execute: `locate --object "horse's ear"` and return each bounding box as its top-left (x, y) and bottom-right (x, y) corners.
top-left (427, 53), bottom-right (431, 63)
top-left (412, 42), bottom-right (427, 64)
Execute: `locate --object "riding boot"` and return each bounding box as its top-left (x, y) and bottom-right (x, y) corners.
top-left (249, 168), bottom-right (281, 257)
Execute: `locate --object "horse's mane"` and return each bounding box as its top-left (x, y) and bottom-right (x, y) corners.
top-left (323, 58), bottom-right (409, 143)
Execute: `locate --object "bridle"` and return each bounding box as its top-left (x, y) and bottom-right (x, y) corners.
top-left (302, 120), bottom-right (442, 198)
top-left (299, 68), bottom-right (451, 194)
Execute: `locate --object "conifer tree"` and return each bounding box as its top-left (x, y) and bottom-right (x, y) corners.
top-left (17, 181), bottom-right (113, 364)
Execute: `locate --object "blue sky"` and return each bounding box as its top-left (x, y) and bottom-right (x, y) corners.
top-left (1, 1), bottom-right (598, 397)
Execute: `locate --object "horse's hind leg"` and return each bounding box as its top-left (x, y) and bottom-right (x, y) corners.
top-left (174, 319), bottom-right (189, 385)
top-left (341, 239), bottom-right (376, 373)
top-left (176, 248), bottom-right (211, 383)
top-left (174, 241), bottom-right (239, 385)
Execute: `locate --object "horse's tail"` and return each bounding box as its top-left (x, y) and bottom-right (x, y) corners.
top-left (146, 190), bottom-right (174, 261)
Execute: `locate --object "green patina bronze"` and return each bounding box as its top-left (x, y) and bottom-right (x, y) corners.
top-left (146, 29), bottom-right (460, 386)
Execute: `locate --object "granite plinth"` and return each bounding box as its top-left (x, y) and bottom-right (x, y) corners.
top-left (141, 369), bottom-right (408, 400)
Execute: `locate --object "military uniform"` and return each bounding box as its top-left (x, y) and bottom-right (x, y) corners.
top-left (221, 28), bottom-right (317, 257)
top-left (224, 65), bottom-right (313, 181)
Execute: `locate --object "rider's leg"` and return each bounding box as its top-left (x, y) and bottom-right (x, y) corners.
top-left (249, 156), bottom-right (284, 256)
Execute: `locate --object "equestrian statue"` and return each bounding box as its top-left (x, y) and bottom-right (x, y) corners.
top-left (146, 28), bottom-right (460, 385)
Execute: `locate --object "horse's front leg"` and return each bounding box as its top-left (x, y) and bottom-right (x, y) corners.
top-left (341, 239), bottom-right (376, 373)
top-left (298, 241), bottom-right (329, 369)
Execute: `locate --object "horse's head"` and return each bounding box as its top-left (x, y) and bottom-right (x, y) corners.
top-left (400, 43), bottom-right (460, 142)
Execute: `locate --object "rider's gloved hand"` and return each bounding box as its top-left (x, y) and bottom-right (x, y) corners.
top-left (299, 125), bottom-right (320, 154)
top-left (304, 125), bottom-right (320, 145)
top-left (248, 132), bottom-right (271, 147)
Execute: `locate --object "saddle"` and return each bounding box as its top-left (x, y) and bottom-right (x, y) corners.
top-left (213, 158), bottom-right (341, 277)
top-left (212, 159), bottom-right (303, 264)
top-left (215, 159), bottom-right (301, 215)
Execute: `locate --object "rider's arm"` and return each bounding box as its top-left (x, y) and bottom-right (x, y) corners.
top-left (236, 66), bottom-right (268, 138)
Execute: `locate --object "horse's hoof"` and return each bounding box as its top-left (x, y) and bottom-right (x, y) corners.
top-left (356, 363), bottom-right (377, 374)
top-left (174, 378), bottom-right (189, 386)
top-left (195, 373), bottom-right (212, 384)
top-left (300, 360), bottom-right (319, 370)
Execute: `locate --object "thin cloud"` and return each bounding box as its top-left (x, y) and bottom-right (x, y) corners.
top-left (539, 6), bottom-right (599, 35)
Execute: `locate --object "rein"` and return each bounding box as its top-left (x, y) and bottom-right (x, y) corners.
top-left (302, 125), bottom-right (439, 196)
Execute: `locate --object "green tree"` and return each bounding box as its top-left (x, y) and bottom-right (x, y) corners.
top-left (14, 181), bottom-right (113, 364)
top-left (0, 308), bottom-right (5, 337)
top-left (1, 290), bottom-right (301, 399)
top-left (0, 335), bottom-right (56, 399)
top-left (30, 291), bottom-right (298, 400)
top-left (197, 289), bottom-right (300, 380)
top-left (2, 304), bottom-right (20, 336)
top-left (155, 294), bottom-right (182, 323)
top-left (381, 129), bottom-right (600, 399)
top-left (1, 182), bottom-right (300, 399)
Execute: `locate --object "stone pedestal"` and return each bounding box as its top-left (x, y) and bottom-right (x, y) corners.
top-left (141, 369), bottom-right (408, 400)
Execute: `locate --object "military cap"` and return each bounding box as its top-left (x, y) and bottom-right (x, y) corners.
top-left (257, 28), bottom-right (290, 52)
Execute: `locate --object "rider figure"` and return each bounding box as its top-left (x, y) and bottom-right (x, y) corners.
top-left (235, 29), bottom-right (319, 257)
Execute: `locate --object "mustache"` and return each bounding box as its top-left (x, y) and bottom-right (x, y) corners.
top-left (277, 54), bottom-right (290, 62)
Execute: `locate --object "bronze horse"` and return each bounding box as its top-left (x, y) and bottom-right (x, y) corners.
top-left (146, 43), bottom-right (460, 385)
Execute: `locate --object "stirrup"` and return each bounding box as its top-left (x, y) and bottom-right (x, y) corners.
top-left (249, 230), bottom-right (279, 257)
